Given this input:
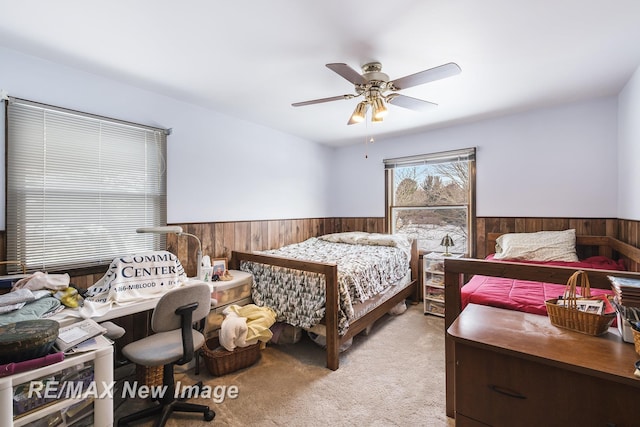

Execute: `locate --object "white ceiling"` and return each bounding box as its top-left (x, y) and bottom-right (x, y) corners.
top-left (1, 1), bottom-right (640, 147)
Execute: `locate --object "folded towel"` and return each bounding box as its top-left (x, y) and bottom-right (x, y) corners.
top-left (0, 297), bottom-right (61, 327)
top-left (219, 312), bottom-right (249, 351)
top-left (224, 304), bottom-right (277, 345)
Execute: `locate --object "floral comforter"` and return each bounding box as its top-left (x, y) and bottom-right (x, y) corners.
top-left (240, 233), bottom-right (411, 335)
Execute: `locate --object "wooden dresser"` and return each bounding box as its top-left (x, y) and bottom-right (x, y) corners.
top-left (448, 304), bottom-right (640, 427)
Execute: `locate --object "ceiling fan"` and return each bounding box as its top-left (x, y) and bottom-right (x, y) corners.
top-left (292, 61), bottom-right (461, 125)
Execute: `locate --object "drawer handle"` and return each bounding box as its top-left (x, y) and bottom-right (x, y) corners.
top-left (488, 384), bottom-right (526, 399)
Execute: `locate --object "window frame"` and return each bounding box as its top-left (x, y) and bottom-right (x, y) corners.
top-left (384, 148), bottom-right (476, 257)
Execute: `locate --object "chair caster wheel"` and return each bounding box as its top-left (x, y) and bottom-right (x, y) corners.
top-left (204, 409), bottom-right (215, 421)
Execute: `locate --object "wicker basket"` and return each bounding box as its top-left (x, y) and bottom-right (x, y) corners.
top-left (633, 328), bottom-right (640, 356)
top-left (201, 337), bottom-right (261, 376)
top-left (545, 270), bottom-right (616, 336)
top-left (136, 364), bottom-right (163, 387)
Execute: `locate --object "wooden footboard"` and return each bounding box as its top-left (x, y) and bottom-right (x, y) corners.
top-left (231, 239), bottom-right (418, 370)
top-left (443, 235), bottom-right (640, 418)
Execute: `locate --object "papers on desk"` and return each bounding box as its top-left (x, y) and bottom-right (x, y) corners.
top-left (55, 318), bottom-right (108, 353)
top-left (63, 334), bottom-right (113, 355)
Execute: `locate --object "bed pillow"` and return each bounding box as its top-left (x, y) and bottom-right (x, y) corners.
top-left (493, 229), bottom-right (579, 262)
top-left (318, 232), bottom-right (411, 258)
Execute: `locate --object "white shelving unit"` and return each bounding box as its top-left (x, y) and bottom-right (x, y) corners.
top-left (0, 346), bottom-right (113, 427)
top-left (423, 252), bottom-right (463, 317)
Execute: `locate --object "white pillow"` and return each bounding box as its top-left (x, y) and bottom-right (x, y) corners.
top-left (493, 229), bottom-right (579, 262)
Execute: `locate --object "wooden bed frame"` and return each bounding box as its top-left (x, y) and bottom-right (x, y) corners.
top-left (443, 234), bottom-right (640, 418)
top-left (230, 239), bottom-right (419, 370)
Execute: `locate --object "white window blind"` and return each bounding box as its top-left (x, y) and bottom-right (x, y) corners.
top-left (383, 147), bottom-right (476, 169)
top-left (6, 97), bottom-right (168, 273)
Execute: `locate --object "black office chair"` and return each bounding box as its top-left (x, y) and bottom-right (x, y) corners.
top-left (117, 283), bottom-right (215, 426)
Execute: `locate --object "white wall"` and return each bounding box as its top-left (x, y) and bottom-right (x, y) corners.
top-left (0, 45), bottom-right (630, 227)
top-left (0, 46), bottom-right (333, 227)
top-left (330, 97), bottom-right (619, 218)
top-left (617, 64), bottom-right (640, 221)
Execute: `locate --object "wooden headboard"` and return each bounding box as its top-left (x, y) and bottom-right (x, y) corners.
top-left (486, 233), bottom-right (640, 271)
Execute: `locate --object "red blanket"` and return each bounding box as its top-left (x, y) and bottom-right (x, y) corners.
top-left (461, 256), bottom-right (625, 316)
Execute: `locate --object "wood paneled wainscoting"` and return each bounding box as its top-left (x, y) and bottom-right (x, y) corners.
top-left (0, 217), bottom-right (384, 354)
top-left (618, 219), bottom-right (640, 271)
top-left (1, 216), bottom-right (638, 282)
top-left (0, 216), bottom-right (637, 354)
top-left (476, 217), bottom-right (618, 258)
top-left (166, 217), bottom-right (385, 278)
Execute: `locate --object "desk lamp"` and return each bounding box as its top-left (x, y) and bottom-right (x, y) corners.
top-left (440, 234), bottom-right (454, 257)
top-left (136, 226), bottom-right (202, 279)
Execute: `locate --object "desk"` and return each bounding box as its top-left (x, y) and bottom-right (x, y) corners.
top-left (448, 304), bottom-right (640, 426)
top-left (51, 270), bottom-right (253, 327)
top-left (5, 271), bottom-right (251, 425)
top-left (52, 295), bottom-right (168, 327)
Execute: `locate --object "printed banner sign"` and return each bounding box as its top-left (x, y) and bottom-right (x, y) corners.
top-left (79, 251), bottom-right (188, 318)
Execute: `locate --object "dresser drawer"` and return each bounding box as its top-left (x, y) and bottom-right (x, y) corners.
top-left (455, 343), bottom-right (638, 427)
top-left (456, 344), bottom-right (553, 426)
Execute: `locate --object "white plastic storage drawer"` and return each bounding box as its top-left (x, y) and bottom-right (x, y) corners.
top-left (211, 270), bottom-right (253, 307)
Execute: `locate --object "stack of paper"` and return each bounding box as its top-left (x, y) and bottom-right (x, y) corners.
top-left (608, 276), bottom-right (640, 328)
top-left (54, 318), bottom-right (108, 353)
top-left (608, 276), bottom-right (640, 308)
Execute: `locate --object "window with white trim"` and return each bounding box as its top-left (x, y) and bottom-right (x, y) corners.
top-left (6, 97), bottom-right (168, 273)
top-left (385, 148), bottom-right (476, 256)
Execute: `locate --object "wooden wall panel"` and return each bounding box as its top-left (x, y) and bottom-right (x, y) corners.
top-left (164, 217), bottom-right (384, 277)
top-left (618, 219), bottom-right (640, 272)
top-left (0, 215), bottom-right (637, 353)
top-left (0, 216), bottom-right (637, 282)
top-left (475, 217), bottom-right (619, 259)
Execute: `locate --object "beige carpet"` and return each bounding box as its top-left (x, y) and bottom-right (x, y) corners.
top-left (114, 303), bottom-right (452, 426)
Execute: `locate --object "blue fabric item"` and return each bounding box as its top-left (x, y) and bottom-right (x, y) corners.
top-left (0, 297), bottom-right (61, 327)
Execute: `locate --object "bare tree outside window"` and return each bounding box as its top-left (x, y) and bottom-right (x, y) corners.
top-left (385, 149), bottom-right (475, 255)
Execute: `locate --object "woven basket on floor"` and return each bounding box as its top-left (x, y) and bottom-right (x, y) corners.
top-left (136, 364), bottom-right (163, 387)
top-left (545, 270), bottom-right (615, 336)
top-left (202, 337), bottom-right (261, 376)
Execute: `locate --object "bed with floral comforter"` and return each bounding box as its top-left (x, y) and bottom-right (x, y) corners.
top-left (233, 232), bottom-right (417, 370)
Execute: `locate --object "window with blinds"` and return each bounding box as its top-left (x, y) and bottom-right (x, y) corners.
top-left (384, 148), bottom-right (476, 256)
top-left (6, 98), bottom-right (168, 273)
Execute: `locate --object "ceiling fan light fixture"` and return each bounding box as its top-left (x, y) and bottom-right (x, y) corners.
top-left (293, 61), bottom-right (461, 127)
top-left (372, 97), bottom-right (388, 119)
top-left (350, 101), bottom-right (367, 123)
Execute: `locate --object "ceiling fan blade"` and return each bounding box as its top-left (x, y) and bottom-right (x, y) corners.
top-left (390, 62), bottom-right (461, 90)
top-left (386, 94), bottom-right (438, 111)
top-left (292, 94), bottom-right (354, 107)
top-left (326, 63), bottom-right (366, 85)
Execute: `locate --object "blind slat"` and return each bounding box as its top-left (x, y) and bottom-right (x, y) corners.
top-left (7, 99), bottom-right (168, 273)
